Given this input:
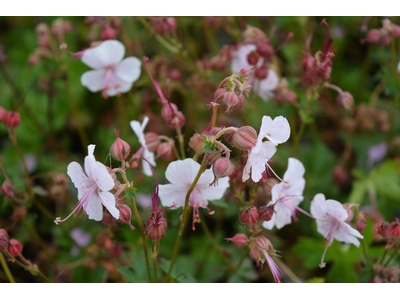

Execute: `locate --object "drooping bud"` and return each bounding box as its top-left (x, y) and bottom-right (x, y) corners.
top-left (167, 111), bottom-right (185, 129)
top-left (256, 40), bottom-right (273, 57)
top-left (0, 229), bottom-right (9, 252)
top-left (391, 219), bottom-right (400, 237)
top-left (356, 217), bottom-right (367, 234)
top-left (231, 94), bottom-right (245, 111)
top-left (144, 132), bottom-right (161, 152)
top-left (238, 68), bottom-right (251, 78)
top-left (224, 132), bottom-right (235, 145)
top-left (211, 158), bottom-right (233, 186)
top-left (214, 88), bottom-right (227, 103)
top-left (116, 204), bottom-right (136, 231)
top-left (101, 26), bottom-right (117, 40)
top-left (258, 205), bottom-right (275, 222)
top-left (249, 243), bottom-right (263, 263)
top-left (336, 91), bottom-right (354, 109)
top-left (1, 180), bottom-right (15, 198)
top-left (223, 91), bottom-right (238, 114)
top-left (255, 65), bottom-right (268, 79)
top-left (189, 133), bottom-right (204, 154)
top-left (205, 150), bottom-right (221, 165)
top-left (161, 102), bottom-right (178, 121)
top-left (145, 212), bottom-right (168, 240)
top-left (232, 126), bottom-right (257, 151)
top-left (240, 206), bottom-right (259, 225)
top-left (110, 129), bottom-right (130, 161)
top-left (375, 222), bottom-right (391, 239)
top-left (5, 111), bottom-right (20, 128)
top-left (7, 239), bottom-right (23, 257)
top-left (225, 233), bottom-right (248, 248)
top-left (157, 142), bottom-right (172, 159)
top-left (210, 127), bottom-right (222, 136)
top-left (342, 203), bottom-right (354, 223)
top-left (253, 235), bottom-right (274, 251)
top-left (247, 51), bottom-right (260, 66)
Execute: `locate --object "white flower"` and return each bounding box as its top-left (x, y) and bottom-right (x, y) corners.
top-left (263, 158), bottom-right (306, 230)
top-left (158, 159), bottom-right (229, 225)
top-left (243, 115), bottom-right (290, 183)
top-left (80, 40), bottom-right (141, 98)
top-left (311, 193), bottom-right (363, 268)
top-left (231, 44), bottom-right (280, 101)
top-left (56, 145), bottom-right (120, 224)
top-left (130, 116), bottom-right (156, 177)
top-left (397, 61), bottom-right (400, 73)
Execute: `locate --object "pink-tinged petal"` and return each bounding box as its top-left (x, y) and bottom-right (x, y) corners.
top-left (197, 168), bottom-right (214, 186)
top-left (253, 69), bottom-right (279, 101)
top-left (231, 44), bottom-right (256, 73)
top-left (242, 159), bottom-right (251, 182)
top-left (274, 204), bottom-right (293, 229)
top-left (86, 192), bottom-right (103, 221)
top-left (310, 193), bottom-right (327, 219)
top-left (115, 57), bottom-right (141, 83)
top-left (198, 176), bottom-right (229, 201)
top-left (165, 159), bottom-right (200, 187)
top-left (67, 161), bottom-right (93, 199)
top-left (262, 212), bottom-right (277, 230)
top-left (159, 184), bottom-right (188, 208)
top-left (263, 251), bottom-right (283, 283)
top-left (316, 219), bottom-right (336, 241)
top-left (105, 78), bottom-right (133, 97)
top-left (271, 182), bottom-right (284, 202)
top-left (81, 40), bottom-right (125, 69)
top-left (266, 116), bottom-right (290, 145)
top-left (334, 222), bottom-right (363, 246)
top-left (322, 200), bottom-right (348, 222)
top-left (81, 69), bottom-right (106, 92)
top-left (84, 145), bottom-right (97, 179)
top-left (92, 161), bottom-right (114, 192)
top-left (283, 158), bottom-right (305, 183)
top-left (262, 142), bottom-right (277, 160)
top-left (99, 191), bottom-right (119, 219)
top-left (142, 149), bottom-right (156, 177)
top-left (130, 119), bottom-right (146, 147)
top-left (284, 177), bottom-right (305, 206)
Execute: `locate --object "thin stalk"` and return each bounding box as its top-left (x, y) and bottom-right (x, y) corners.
top-left (227, 249), bottom-right (248, 282)
top-left (151, 240), bottom-right (160, 283)
top-left (380, 248), bottom-right (389, 264)
top-left (128, 194), bottom-right (152, 283)
top-left (361, 239), bottom-right (373, 270)
top-left (274, 257), bottom-right (302, 283)
top-left (166, 156), bottom-right (207, 282)
top-left (384, 243), bottom-right (400, 267)
top-left (176, 127), bottom-right (186, 159)
top-left (0, 253), bottom-right (16, 283)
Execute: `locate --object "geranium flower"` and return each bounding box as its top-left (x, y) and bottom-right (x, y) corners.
top-left (311, 193), bottom-right (364, 268)
top-left (55, 145), bottom-right (120, 224)
top-left (158, 158), bottom-right (229, 228)
top-left (80, 40), bottom-right (141, 98)
top-left (243, 115), bottom-right (290, 183)
top-left (263, 158), bottom-right (310, 230)
top-left (231, 44), bottom-right (280, 101)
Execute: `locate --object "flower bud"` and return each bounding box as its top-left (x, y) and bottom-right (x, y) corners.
top-left (164, 17), bottom-right (177, 32)
top-left (161, 102), bottom-right (178, 121)
top-left (167, 111), bottom-right (185, 129)
top-left (157, 142), bottom-right (172, 159)
top-left (223, 91), bottom-right (238, 114)
top-left (365, 29), bottom-right (381, 43)
top-left (240, 206), bottom-right (259, 225)
top-left (243, 82), bottom-right (252, 97)
top-left (224, 131), bottom-right (234, 145)
top-left (205, 150), bottom-right (221, 165)
top-left (0, 106), bottom-right (7, 123)
top-left (258, 205), bottom-right (274, 222)
top-left (256, 41), bottom-right (273, 57)
top-left (0, 229), bottom-right (9, 252)
top-left (231, 94), bottom-right (245, 111)
top-left (145, 212), bottom-right (168, 240)
top-left (286, 91), bottom-right (297, 103)
top-left (302, 53), bottom-right (315, 70)
top-left (7, 239), bottom-right (23, 257)
top-left (232, 126), bottom-right (257, 151)
top-left (214, 88), bottom-right (227, 103)
top-left (255, 65), bottom-right (268, 79)
top-left (249, 243), bottom-right (263, 263)
top-left (336, 91), bottom-right (354, 109)
top-left (101, 26), bottom-right (117, 40)
top-left (375, 222), bottom-right (391, 239)
top-left (189, 133), bottom-right (204, 154)
top-left (210, 127), bottom-right (222, 136)
top-left (247, 51), bottom-right (260, 66)
top-left (238, 68), bottom-right (251, 78)
top-left (391, 24), bottom-right (400, 37)
top-left (356, 217), bottom-right (367, 234)
top-left (5, 111), bottom-right (20, 128)
top-left (342, 203), bottom-right (354, 223)
top-left (332, 165), bottom-right (348, 186)
top-left (110, 129), bottom-right (130, 161)
top-left (144, 132), bottom-right (161, 152)
top-left (211, 158), bottom-right (233, 186)
top-left (225, 233), bottom-right (248, 248)
top-left (1, 180), bottom-right (15, 198)
top-left (391, 219), bottom-right (400, 237)
top-left (116, 204), bottom-right (136, 231)
top-left (253, 235), bottom-right (273, 251)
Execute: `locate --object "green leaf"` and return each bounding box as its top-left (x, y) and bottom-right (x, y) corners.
top-left (117, 257), bottom-right (149, 283)
top-left (348, 180), bottom-right (367, 204)
top-left (127, 187), bottom-right (137, 200)
top-left (159, 258), bottom-right (197, 283)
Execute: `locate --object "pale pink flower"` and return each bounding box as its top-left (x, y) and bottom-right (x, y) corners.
top-left (80, 40), bottom-right (141, 98)
top-left (243, 115), bottom-right (290, 183)
top-left (263, 158), bottom-right (309, 230)
top-left (311, 193), bottom-right (363, 268)
top-left (231, 44), bottom-right (256, 74)
top-left (130, 116), bottom-right (156, 177)
top-left (55, 145), bottom-right (120, 224)
top-left (158, 158), bottom-right (229, 228)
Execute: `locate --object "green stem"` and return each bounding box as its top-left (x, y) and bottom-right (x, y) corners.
top-left (380, 248), bottom-right (389, 264)
top-left (166, 156), bottom-right (207, 282)
top-left (274, 257), bottom-right (302, 283)
top-left (384, 243), bottom-right (400, 267)
top-left (176, 128), bottom-right (186, 159)
top-left (0, 253), bottom-right (16, 283)
top-left (128, 194), bottom-right (152, 283)
top-left (361, 239), bottom-right (373, 270)
top-left (151, 240), bottom-right (159, 283)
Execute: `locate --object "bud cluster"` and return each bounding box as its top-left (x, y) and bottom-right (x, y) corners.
top-left (375, 219), bottom-right (400, 246)
top-left (161, 101), bottom-right (185, 129)
top-left (202, 45), bottom-right (233, 72)
top-left (0, 107), bottom-right (20, 128)
top-left (363, 19), bottom-right (400, 46)
top-left (302, 50), bottom-right (334, 86)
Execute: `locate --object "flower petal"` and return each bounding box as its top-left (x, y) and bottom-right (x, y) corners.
top-left (159, 184), bottom-right (188, 208)
top-left (198, 176), bottom-right (229, 201)
top-left (266, 116), bottom-right (290, 145)
top-left (310, 193), bottom-right (327, 219)
top-left (197, 168), bottom-right (214, 186)
top-left (84, 145), bottom-right (114, 192)
top-left (85, 192), bottom-right (103, 221)
top-left (334, 222), bottom-right (363, 246)
top-left (231, 44), bottom-right (256, 73)
top-left (67, 161), bottom-right (93, 200)
top-left (283, 158), bottom-right (305, 183)
top-left (274, 204), bottom-right (293, 229)
top-left (253, 116), bottom-right (273, 153)
top-left (99, 191), bottom-right (120, 219)
top-left (105, 78), bottom-right (133, 97)
top-left (142, 149), bottom-right (156, 177)
top-left (253, 69), bottom-right (279, 101)
top-left (130, 119), bottom-right (146, 147)
top-left (322, 200), bottom-right (348, 222)
top-left (81, 69), bottom-right (106, 92)
top-left (165, 159), bottom-right (200, 187)
top-left (115, 57), bottom-right (142, 83)
top-left (81, 40), bottom-right (125, 69)
top-left (262, 213), bottom-right (277, 230)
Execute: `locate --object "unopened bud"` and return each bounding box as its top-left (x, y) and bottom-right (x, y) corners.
top-left (302, 53), bottom-right (315, 70)
top-left (332, 165), bottom-right (348, 186)
top-left (231, 94), bottom-right (246, 111)
top-left (247, 51), bottom-right (260, 66)
top-left (0, 106), bottom-right (7, 123)
top-left (256, 41), bottom-right (273, 57)
top-left (365, 29), bottom-right (381, 43)
top-left (375, 222), bottom-right (391, 239)
top-left (391, 219), bottom-right (400, 237)
top-left (189, 133), bottom-right (204, 154)
top-left (356, 217), bottom-right (367, 234)
top-left (167, 111), bottom-right (185, 129)
top-left (1, 180), bottom-right (15, 198)
top-left (145, 212), bottom-right (168, 240)
top-left (238, 68), bottom-right (251, 78)
top-left (161, 102), bottom-right (178, 121)
top-left (110, 129), bottom-right (130, 161)
top-left (211, 158), bottom-right (233, 186)
top-left (224, 131), bottom-right (234, 145)
top-left (164, 17), bottom-right (177, 32)
top-left (210, 127), bottom-right (222, 136)
top-left (255, 65), bottom-right (268, 79)
top-left (101, 26), bottom-right (117, 40)
top-left (391, 24), bottom-right (400, 37)
top-left (243, 82), bottom-right (252, 97)
top-left (233, 126), bottom-right (257, 151)
top-left (145, 132), bottom-right (161, 152)
top-left (214, 88), bottom-right (227, 103)
top-left (240, 206), bottom-right (259, 225)
top-left (249, 243), bottom-right (263, 263)
top-left (5, 111), bottom-right (20, 128)
top-left (337, 91), bottom-right (354, 109)
top-left (225, 233), bottom-right (248, 248)
top-left (223, 91), bottom-right (238, 114)
top-left (258, 206), bottom-right (274, 222)
top-left (7, 239), bottom-right (23, 257)
top-left (157, 142), bottom-right (172, 158)
top-left (253, 235), bottom-right (273, 251)
top-left (0, 229), bottom-right (8, 252)
top-left (116, 204), bottom-right (136, 231)
top-left (342, 203), bottom-right (354, 223)
top-left (205, 151), bottom-right (221, 165)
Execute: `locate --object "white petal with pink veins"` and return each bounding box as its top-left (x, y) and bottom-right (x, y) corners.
top-left (165, 159), bottom-right (200, 187)
top-left (334, 222), bottom-right (363, 246)
top-left (159, 184), bottom-right (188, 207)
top-left (283, 158), bottom-right (305, 183)
top-left (99, 191), bottom-right (120, 219)
top-left (81, 69), bottom-right (106, 92)
top-left (115, 57), bottom-right (142, 83)
top-left (105, 79), bottom-right (133, 97)
top-left (85, 192), bottom-right (104, 221)
top-left (322, 200), bottom-right (348, 222)
top-left (81, 40), bottom-right (125, 69)
top-left (198, 176), bottom-right (229, 200)
top-left (310, 193), bottom-right (327, 219)
top-left (266, 116), bottom-right (291, 145)
top-left (67, 162), bottom-right (93, 200)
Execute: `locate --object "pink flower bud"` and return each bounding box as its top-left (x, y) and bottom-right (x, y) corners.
top-left (0, 229), bottom-right (9, 253)
top-left (1, 180), bottom-right (15, 198)
top-left (116, 204), bottom-right (136, 231)
top-left (253, 236), bottom-right (274, 251)
top-left (210, 127), bottom-right (222, 136)
top-left (28, 54), bottom-right (40, 66)
top-left (247, 51), bottom-right (260, 66)
top-left (224, 132), bottom-right (234, 145)
top-left (332, 165), bottom-right (348, 186)
top-left (391, 219), bottom-right (400, 237)
top-left (161, 102), bottom-right (178, 121)
top-left (337, 91), bottom-right (354, 109)
top-left (0, 106), bottom-right (7, 123)
top-left (256, 40), bottom-right (273, 57)
top-left (365, 29), bottom-right (381, 43)
top-left (225, 233), bottom-right (248, 248)
top-left (255, 65), bottom-right (268, 79)
top-left (356, 217), bottom-right (367, 234)
top-left (375, 222), bottom-right (390, 239)
top-left (145, 132), bottom-right (161, 153)
top-left (189, 133), bottom-right (204, 154)
top-left (211, 158), bottom-right (233, 186)
top-left (157, 142), bottom-right (172, 159)
top-left (145, 212), bottom-right (168, 240)
top-left (249, 243), bottom-right (263, 262)
top-left (238, 68), bottom-right (251, 78)
top-left (110, 129), bottom-right (130, 161)
top-left (7, 239), bottom-right (23, 257)
top-left (167, 111), bottom-right (185, 129)
top-left (243, 82), bottom-right (252, 97)
top-left (232, 126), bottom-right (257, 151)
top-left (240, 206), bottom-right (259, 225)
top-left (231, 94), bottom-right (245, 111)
top-left (164, 17), bottom-right (177, 32)
top-left (223, 91), bottom-right (238, 114)
top-left (101, 26), bottom-right (117, 40)
top-left (286, 91), bottom-right (297, 103)
top-left (5, 111), bottom-right (20, 128)
top-left (214, 88), bottom-right (227, 103)
top-left (391, 24), bottom-right (400, 37)
top-left (258, 206), bottom-right (274, 222)
top-left (205, 151), bottom-right (221, 165)
top-left (342, 203), bottom-right (354, 223)
top-left (302, 53), bottom-right (315, 70)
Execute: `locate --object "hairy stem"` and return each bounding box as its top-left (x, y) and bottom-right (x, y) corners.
top-left (0, 253), bottom-right (15, 283)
